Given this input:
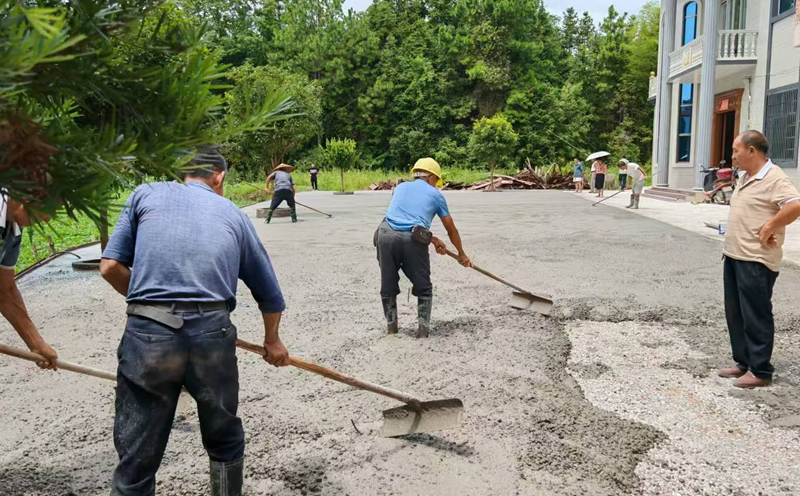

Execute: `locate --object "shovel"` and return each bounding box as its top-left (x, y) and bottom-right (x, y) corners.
top-left (592, 189), bottom-right (625, 206)
top-left (445, 250), bottom-right (553, 315)
top-left (242, 181), bottom-right (333, 217)
top-left (235, 339), bottom-right (464, 438)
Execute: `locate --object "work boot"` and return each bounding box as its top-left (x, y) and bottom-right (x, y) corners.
top-left (625, 194), bottom-right (635, 209)
top-left (633, 195), bottom-right (640, 210)
top-left (718, 365), bottom-right (747, 378)
top-left (733, 371), bottom-right (772, 389)
top-left (290, 208), bottom-right (297, 223)
top-left (417, 297), bottom-right (432, 338)
top-left (210, 457), bottom-right (244, 496)
top-left (265, 209), bottom-right (274, 224)
top-left (382, 297), bottom-right (398, 334)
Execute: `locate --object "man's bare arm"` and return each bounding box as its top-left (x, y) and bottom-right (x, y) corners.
top-left (439, 215), bottom-right (473, 267)
top-left (261, 312), bottom-right (289, 367)
top-left (0, 270), bottom-right (58, 369)
top-left (100, 258), bottom-right (132, 296)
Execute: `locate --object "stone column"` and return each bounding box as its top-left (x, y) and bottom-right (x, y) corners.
top-left (694, 0), bottom-right (720, 190)
top-left (656, 0), bottom-right (676, 187)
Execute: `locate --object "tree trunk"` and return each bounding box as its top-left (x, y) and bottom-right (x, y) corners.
top-left (340, 168), bottom-right (345, 192)
top-left (489, 161), bottom-right (497, 192)
top-left (100, 208), bottom-right (109, 253)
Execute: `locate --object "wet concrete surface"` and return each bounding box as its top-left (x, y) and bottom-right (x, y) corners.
top-left (1, 190), bottom-right (799, 495)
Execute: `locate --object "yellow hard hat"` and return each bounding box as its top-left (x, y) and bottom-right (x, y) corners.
top-left (411, 157), bottom-right (443, 185)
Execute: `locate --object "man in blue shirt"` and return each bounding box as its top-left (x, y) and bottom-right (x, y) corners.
top-left (376, 158), bottom-right (472, 338)
top-left (100, 147), bottom-right (289, 496)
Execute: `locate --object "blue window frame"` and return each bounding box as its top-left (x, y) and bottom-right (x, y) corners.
top-left (677, 84), bottom-right (694, 162)
top-left (683, 2), bottom-right (698, 46)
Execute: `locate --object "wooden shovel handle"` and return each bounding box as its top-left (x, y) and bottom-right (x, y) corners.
top-left (235, 339), bottom-right (420, 404)
top-left (445, 250), bottom-right (529, 294)
top-left (0, 342), bottom-right (116, 382)
top-left (294, 201), bottom-right (333, 218)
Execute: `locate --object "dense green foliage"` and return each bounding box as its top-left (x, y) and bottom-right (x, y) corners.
top-left (195, 0), bottom-right (660, 174)
top-left (0, 0), bottom-right (294, 220)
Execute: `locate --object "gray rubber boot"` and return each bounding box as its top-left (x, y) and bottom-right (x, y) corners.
top-left (381, 297), bottom-right (398, 334)
top-left (633, 195), bottom-right (640, 209)
top-left (265, 209), bottom-right (274, 224)
top-left (625, 194), bottom-right (635, 208)
top-left (290, 208), bottom-right (297, 223)
top-left (417, 297), bottom-right (432, 339)
top-left (210, 457), bottom-right (244, 496)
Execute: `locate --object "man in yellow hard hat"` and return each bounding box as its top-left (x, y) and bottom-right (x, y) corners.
top-left (374, 158), bottom-right (472, 338)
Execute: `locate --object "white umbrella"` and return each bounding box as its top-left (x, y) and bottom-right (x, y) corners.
top-left (586, 151), bottom-right (611, 161)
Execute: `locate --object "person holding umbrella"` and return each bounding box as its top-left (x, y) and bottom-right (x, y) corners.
top-left (586, 151), bottom-right (610, 198)
top-left (265, 163), bottom-right (297, 223)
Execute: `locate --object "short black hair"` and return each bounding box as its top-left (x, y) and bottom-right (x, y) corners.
top-left (739, 130), bottom-right (769, 155)
top-left (182, 146), bottom-right (228, 179)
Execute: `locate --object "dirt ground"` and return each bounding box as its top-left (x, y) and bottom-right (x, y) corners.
top-left (2, 190), bottom-right (800, 495)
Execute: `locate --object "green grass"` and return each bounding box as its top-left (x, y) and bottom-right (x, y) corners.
top-left (13, 167), bottom-right (517, 272)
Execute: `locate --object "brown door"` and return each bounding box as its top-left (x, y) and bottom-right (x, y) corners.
top-left (712, 89), bottom-right (743, 167)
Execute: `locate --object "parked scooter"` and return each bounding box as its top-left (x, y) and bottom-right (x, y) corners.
top-left (701, 160), bottom-right (737, 205)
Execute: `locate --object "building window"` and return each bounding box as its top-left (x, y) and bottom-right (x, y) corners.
top-left (773, 0), bottom-right (795, 17)
top-left (677, 84), bottom-right (694, 162)
top-left (765, 87), bottom-right (799, 168)
top-left (683, 2), bottom-right (698, 46)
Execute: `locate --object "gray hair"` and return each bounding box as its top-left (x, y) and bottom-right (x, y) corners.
top-left (413, 171), bottom-right (432, 179)
top-left (739, 130), bottom-right (769, 155)
top-left (182, 146), bottom-right (228, 179)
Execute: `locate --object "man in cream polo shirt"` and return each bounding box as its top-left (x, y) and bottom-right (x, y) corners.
top-left (719, 131), bottom-right (800, 388)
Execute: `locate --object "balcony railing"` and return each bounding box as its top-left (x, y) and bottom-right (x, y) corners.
top-left (648, 74), bottom-right (657, 100)
top-left (717, 30), bottom-right (758, 59)
top-left (668, 30), bottom-right (758, 80)
top-left (669, 38), bottom-right (704, 78)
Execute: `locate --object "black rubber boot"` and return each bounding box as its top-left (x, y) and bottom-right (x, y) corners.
top-left (625, 194), bottom-right (635, 209)
top-left (210, 457), bottom-right (244, 496)
top-left (417, 297), bottom-right (432, 338)
top-left (633, 195), bottom-right (640, 210)
top-left (381, 297), bottom-right (398, 334)
top-left (265, 209), bottom-right (274, 224)
top-left (290, 208), bottom-right (297, 223)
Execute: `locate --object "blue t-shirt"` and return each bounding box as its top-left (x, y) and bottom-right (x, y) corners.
top-left (385, 180), bottom-right (450, 232)
top-left (574, 162), bottom-right (584, 178)
top-left (103, 181), bottom-right (285, 314)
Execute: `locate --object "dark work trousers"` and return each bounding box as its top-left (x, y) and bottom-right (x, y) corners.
top-left (270, 189), bottom-right (295, 210)
top-left (376, 220), bottom-right (432, 298)
top-left (723, 256), bottom-right (779, 379)
top-left (112, 310), bottom-right (243, 496)
top-left (310, 175), bottom-right (318, 190)
top-left (619, 174), bottom-right (627, 190)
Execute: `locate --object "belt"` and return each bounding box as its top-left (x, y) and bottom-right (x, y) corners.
top-left (126, 301), bottom-right (229, 329)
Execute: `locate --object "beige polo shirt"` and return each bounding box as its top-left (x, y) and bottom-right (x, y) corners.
top-left (723, 160), bottom-right (800, 272)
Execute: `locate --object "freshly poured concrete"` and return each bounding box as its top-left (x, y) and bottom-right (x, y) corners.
top-left (1, 190), bottom-right (799, 495)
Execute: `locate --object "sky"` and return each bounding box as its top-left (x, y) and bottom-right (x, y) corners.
top-left (342, 0), bottom-right (652, 23)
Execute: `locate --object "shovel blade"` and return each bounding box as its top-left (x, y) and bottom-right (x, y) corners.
top-left (510, 291), bottom-right (553, 315)
top-left (380, 398), bottom-right (464, 438)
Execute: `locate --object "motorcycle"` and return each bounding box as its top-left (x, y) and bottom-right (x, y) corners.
top-left (700, 160), bottom-right (737, 205)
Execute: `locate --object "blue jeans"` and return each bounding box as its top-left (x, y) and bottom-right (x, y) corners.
top-left (112, 310), bottom-right (244, 496)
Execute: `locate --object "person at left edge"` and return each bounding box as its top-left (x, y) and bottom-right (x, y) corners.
top-left (0, 193), bottom-right (59, 370)
top-left (100, 147), bottom-right (290, 496)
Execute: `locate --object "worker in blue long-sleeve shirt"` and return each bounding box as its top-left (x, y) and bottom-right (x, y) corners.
top-left (100, 147), bottom-right (289, 496)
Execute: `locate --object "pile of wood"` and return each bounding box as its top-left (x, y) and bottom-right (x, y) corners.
top-left (369, 180), bottom-right (397, 191)
top-left (442, 160), bottom-right (579, 191)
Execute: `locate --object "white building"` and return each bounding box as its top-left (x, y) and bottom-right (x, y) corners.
top-left (649, 0), bottom-right (800, 194)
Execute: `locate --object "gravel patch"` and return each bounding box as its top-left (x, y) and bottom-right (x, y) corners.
top-left (567, 320), bottom-right (800, 495)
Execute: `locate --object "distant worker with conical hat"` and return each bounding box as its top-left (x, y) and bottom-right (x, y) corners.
top-left (265, 163), bottom-right (297, 223)
top-left (374, 158), bottom-right (472, 338)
